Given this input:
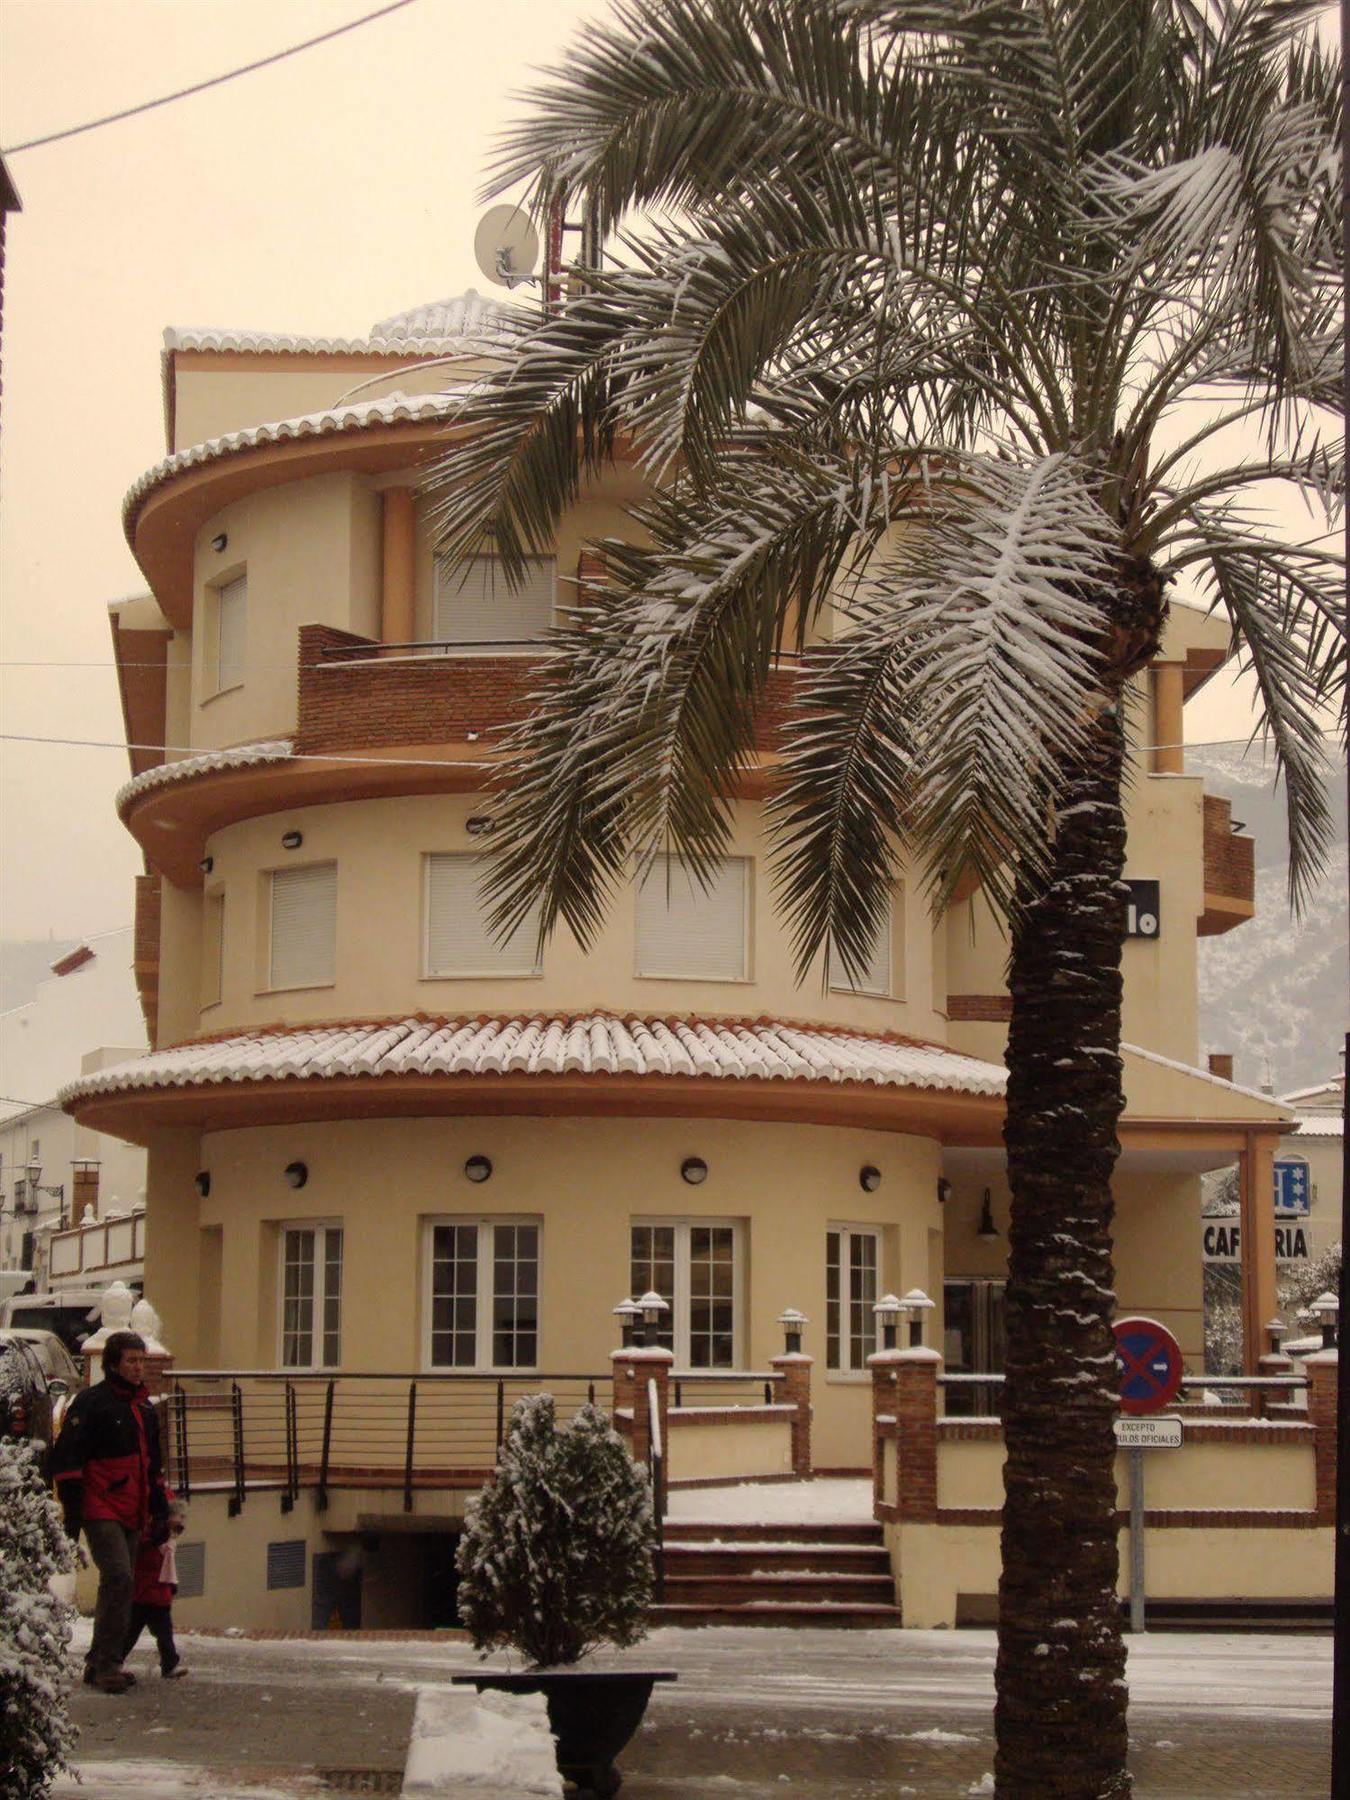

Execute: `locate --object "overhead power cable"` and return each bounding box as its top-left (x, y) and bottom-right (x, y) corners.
top-left (1, 0), bottom-right (417, 155)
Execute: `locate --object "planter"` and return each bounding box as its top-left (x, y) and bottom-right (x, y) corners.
top-left (453, 1669), bottom-right (677, 1796)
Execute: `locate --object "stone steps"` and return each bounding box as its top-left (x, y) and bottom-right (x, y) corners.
top-left (653, 1517), bottom-right (901, 1628)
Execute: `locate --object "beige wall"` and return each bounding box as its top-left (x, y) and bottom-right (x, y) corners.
top-left (167, 1112), bottom-right (941, 1469)
top-left (668, 1416), bottom-right (794, 1482)
top-left (191, 793), bottom-right (946, 1043)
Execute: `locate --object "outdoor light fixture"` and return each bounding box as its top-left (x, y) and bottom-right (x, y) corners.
top-left (873, 1293), bottom-right (903, 1352)
top-left (465, 815), bottom-right (495, 837)
top-left (613, 1298), bottom-right (642, 1348)
top-left (681, 1156), bottom-right (708, 1185)
top-left (1264, 1317), bottom-right (1287, 1357)
top-left (210, 532), bottom-right (228, 553)
top-left (778, 1308), bottom-right (808, 1355)
top-left (638, 1289), bottom-right (669, 1347)
top-left (1310, 1290), bottom-right (1339, 1349)
top-left (899, 1287), bottom-right (935, 1348)
top-left (936, 1177), bottom-right (952, 1205)
top-left (199, 856), bottom-right (214, 875)
top-left (859, 1165), bottom-right (882, 1193)
top-left (24, 1163), bottom-right (67, 1230)
top-left (283, 1161), bottom-right (309, 1190)
top-left (977, 1188), bottom-right (1000, 1241)
top-left (280, 830), bottom-right (304, 850)
top-left (193, 1171), bottom-right (211, 1199)
top-left (464, 1155), bottom-right (493, 1184)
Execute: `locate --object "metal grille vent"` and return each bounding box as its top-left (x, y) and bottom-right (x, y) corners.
top-left (266, 1538), bottom-right (307, 1590)
top-left (175, 1540), bottom-right (206, 1599)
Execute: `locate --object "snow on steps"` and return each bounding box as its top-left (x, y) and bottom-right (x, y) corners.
top-left (654, 1519), bottom-right (902, 1629)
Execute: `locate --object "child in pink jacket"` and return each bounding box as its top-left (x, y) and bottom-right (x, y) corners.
top-left (122, 1500), bottom-right (187, 1678)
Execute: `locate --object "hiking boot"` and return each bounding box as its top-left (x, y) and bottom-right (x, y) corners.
top-left (91, 1669), bottom-right (133, 1694)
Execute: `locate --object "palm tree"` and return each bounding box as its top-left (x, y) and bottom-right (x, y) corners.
top-left (425, 2), bottom-right (1343, 1791)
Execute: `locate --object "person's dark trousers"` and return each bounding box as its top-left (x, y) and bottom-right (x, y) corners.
top-left (123, 1602), bottom-right (179, 1674)
top-left (83, 1520), bottom-right (140, 1677)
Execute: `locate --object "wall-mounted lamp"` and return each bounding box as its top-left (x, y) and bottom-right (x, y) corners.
top-left (193, 1171), bottom-right (211, 1199)
top-left (873, 1293), bottom-right (903, 1352)
top-left (681, 1157), bottom-right (708, 1185)
top-left (638, 1289), bottom-right (670, 1347)
top-left (280, 831), bottom-right (304, 851)
top-left (613, 1297), bottom-right (642, 1348)
top-left (210, 532), bottom-right (228, 553)
top-left (284, 1161), bottom-right (309, 1190)
top-left (464, 1155), bottom-right (493, 1184)
top-left (465, 815), bottom-right (495, 837)
top-left (936, 1176), bottom-right (952, 1205)
top-left (199, 856), bottom-right (214, 875)
top-left (977, 1189), bottom-right (1000, 1241)
top-left (778, 1307), bottom-right (808, 1355)
top-left (859, 1165), bottom-right (882, 1193)
top-left (899, 1287), bottom-right (935, 1348)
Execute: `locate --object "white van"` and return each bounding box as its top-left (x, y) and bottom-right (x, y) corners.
top-left (0, 1289), bottom-right (106, 1358)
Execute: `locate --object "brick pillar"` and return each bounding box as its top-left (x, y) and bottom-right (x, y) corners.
top-left (72, 1165), bottom-right (100, 1221)
top-left (770, 1352), bottom-right (813, 1478)
top-left (1256, 1345), bottom-right (1293, 1419)
top-left (1306, 1349), bottom-right (1338, 1526)
top-left (870, 1347), bottom-right (940, 1523)
top-left (870, 1350), bottom-right (899, 1516)
top-left (610, 1346), bottom-right (674, 1509)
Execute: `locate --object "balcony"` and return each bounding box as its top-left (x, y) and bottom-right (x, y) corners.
top-left (1199, 793), bottom-right (1256, 935)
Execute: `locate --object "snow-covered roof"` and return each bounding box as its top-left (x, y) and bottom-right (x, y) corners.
top-left (59, 1014), bottom-right (1008, 1107)
top-left (124, 392), bottom-right (458, 527)
top-left (1292, 1116), bottom-right (1343, 1138)
top-left (165, 288), bottom-right (520, 360)
top-left (115, 740), bottom-right (293, 817)
top-left (1123, 1041), bottom-right (1293, 1109)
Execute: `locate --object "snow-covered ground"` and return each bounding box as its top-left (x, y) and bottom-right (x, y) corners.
top-left (667, 1478), bottom-right (872, 1523)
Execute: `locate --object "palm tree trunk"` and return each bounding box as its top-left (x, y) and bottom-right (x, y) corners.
top-left (994, 698), bottom-right (1130, 1799)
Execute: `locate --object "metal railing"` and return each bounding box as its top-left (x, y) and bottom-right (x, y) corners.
top-left (161, 1370), bottom-right (607, 1512)
top-left (670, 1369), bottom-right (783, 1410)
top-left (647, 1376), bottom-right (665, 1604)
top-left (936, 1370), bottom-right (1311, 1421)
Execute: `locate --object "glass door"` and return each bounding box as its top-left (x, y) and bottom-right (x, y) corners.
top-left (943, 1278), bottom-right (1006, 1415)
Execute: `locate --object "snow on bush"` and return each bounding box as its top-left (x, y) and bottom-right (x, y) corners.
top-left (456, 1395), bottom-right (654, 1667)
top-left (0, 1437), bottom-right (78, 1796)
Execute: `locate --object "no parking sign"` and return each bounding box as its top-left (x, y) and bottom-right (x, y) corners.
top-left (1113, 1315), bottom-right (1184, 1416)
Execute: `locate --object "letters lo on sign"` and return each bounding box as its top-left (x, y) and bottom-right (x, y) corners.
top-left (1124, 879), bottom-right (1160, 939)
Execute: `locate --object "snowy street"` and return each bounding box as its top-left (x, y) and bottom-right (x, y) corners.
top-left (56, 1618), bottom-right (1331, 1798)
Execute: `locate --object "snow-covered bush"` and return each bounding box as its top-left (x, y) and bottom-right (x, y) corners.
top-left (1280, 1242), bottom-right (1342, 1321)
top-left (0, 1437), bottom-right (78, 1796)
top-left (456, 1395), bottom-right (654, 1667)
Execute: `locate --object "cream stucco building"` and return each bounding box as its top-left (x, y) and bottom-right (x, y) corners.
top-left (59, 293), bottom-right (1318, 1631)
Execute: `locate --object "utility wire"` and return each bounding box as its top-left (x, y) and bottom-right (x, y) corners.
top-left (1, 0), bottom-right (417, 155)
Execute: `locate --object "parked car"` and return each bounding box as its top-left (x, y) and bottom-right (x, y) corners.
top-left (0, 1288), bottom-right (107, 1357)
top-left (0, 1328), bottom-right (81, 1470)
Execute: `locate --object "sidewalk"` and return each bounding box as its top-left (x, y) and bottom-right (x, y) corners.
top-left (56, 1621), bottom-right (1331, 1798)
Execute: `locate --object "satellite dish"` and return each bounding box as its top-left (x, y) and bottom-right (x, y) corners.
top-left (474, 205), bottom-right (540, 290)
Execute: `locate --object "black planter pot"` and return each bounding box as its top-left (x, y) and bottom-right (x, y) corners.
top-left (453, 1668), bottom-right (677, 1796)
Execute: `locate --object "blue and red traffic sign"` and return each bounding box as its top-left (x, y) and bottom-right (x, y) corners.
top-left (1113, 1315), bottom-right (1184, 1416)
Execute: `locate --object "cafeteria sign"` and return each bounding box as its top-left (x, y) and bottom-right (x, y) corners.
top-left (1201, 1219), bottom-right (1310, 1263)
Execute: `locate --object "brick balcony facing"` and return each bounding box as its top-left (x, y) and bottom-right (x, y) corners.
top-left (1200, 792), bottom-right (1256, 935)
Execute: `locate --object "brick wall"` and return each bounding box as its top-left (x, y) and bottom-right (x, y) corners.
top-left (1203, 793), bottom-right (1254, 903)
top-left (948, 994), bottom-right (1013, 1022)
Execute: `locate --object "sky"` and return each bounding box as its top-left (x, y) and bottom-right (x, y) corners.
top-left (0, 0), bottom-right (1335, 946)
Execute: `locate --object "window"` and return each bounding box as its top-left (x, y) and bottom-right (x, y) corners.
top-left (826, 1227), bottom-right (880, 1373)
top-left (280, 1223), bottom-right (343, 1369)
top-left (635, 856), bottom-right (749, 982)
top-left (434, 555), bottom-right (555, 646)
top-left (214, 574), bottom-right (247, 692)
top-left (268, 864), bottom-right (336, 991)
top-left (630, 1220), bottom-right (741, 1369)
top-left (201, 890), bottom-right (225, 1008)
top-left (828, 893), bottom-right (895, 997)
top-left (425, 1219), bottom-right (539, 1370)
top-left (423, 854), bottom-right (542, 977)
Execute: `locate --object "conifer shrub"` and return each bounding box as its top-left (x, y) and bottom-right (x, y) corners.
top-left (0, 1437), bottom-right (78, 1796)
top-left (456, 1395), bottom-right (654, 1667)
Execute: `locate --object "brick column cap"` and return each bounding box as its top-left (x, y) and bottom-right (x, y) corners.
top-left (770, 1352), bottom-right (814, 1366)
top-left (1305, 1348), bottom-right (1338, 1368)
top-left (610, 1346), bottom-right (676, 1366)
top-left (869, 1346), bottom-right (942, 1367)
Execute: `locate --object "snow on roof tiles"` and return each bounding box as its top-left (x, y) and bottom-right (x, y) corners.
top-left (165, 290), bottom-right (520, 359)
top-left (124, 391), bottom-right (458, 527)
top-left (1121, 1041), bottom-right (1293, 1109)
top-left (115, 740), bottom-right (293, 817)
top-left (1292, 1116), bottom-right (1343, 1138)
top-left (58, 1014), bottom-right (1008, 1108)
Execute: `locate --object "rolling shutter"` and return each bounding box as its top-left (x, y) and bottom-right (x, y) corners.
top-left (425, 854), bottom-right (541, 976)
top-left (216, 575), bottom-right (247, 690)
top-left (636, 856), bottom-right (748, 981)
top-left (434, 555), bottom-right (554, 644)
top-left (828, 896), bottom-right (892, 996)
top-left (269, 864), bottom-right (337, 990)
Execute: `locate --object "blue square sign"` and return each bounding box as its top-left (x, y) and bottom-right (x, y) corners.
top-left (1273, 1158), bottom-right (1311, 1217)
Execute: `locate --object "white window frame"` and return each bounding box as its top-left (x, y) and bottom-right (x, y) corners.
top-left (826, 1224), bottom-right (882, 1376)
top-left (827, 890), bottom-right (896, 998)
top-left (211, 573), bottom-right (247, 696)
top-left (433, 554), bottom-right (556, 650)
top-left (634, 855), bottom-right (751, 983)
top-left (630, 1217), bottom-right (744, 1370)
top-left (421, 853), bottom-right (543, 979)
top-left (278, 1221), bottom-right (343, 1371)
top-left (422, 1216), bottom-right (542, 1372)
top-left (267, 863), bottom-right (337, 993)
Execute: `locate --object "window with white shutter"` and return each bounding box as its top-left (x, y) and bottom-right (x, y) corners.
top-left (635, 855), bottom-right (749, 981)
top-left (828, 892), bottom-right (895, 997)
top-left (434, 555), bottom-right (554, 646)
top-left (423, 854), bottom-right (542, 977)
top-left (269, 864), bottom-right (337, 991)
top-left (214, 574), bottom-right (247, 692)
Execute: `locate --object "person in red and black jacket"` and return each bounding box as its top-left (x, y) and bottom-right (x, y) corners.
top-left (51, 1329), bottom-right (170, 1694)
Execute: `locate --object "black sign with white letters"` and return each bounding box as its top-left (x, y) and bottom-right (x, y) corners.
top-left (1124, 879), bottom-right (1160, 939)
